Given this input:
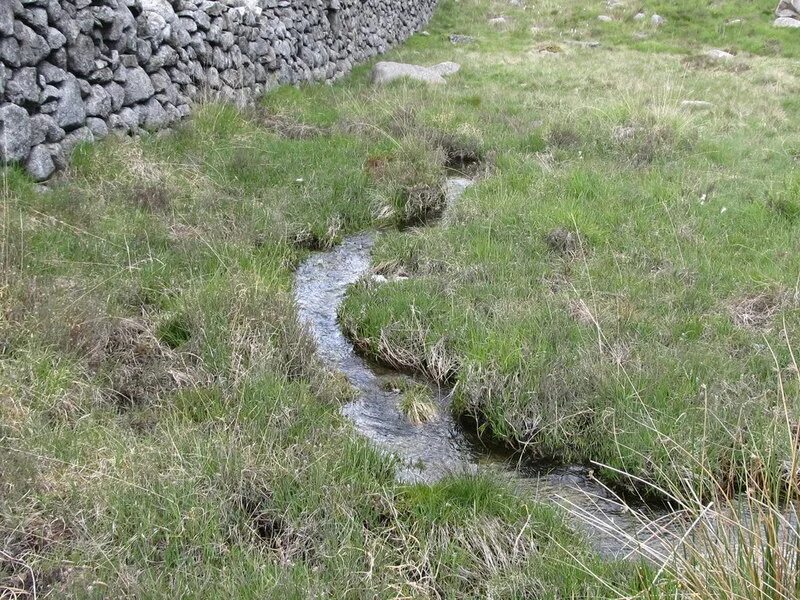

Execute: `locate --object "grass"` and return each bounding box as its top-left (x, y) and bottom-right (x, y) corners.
top-left (2, 0), bottom-right (799, 596)
top-left (337, 0), bottom-right (800, 500)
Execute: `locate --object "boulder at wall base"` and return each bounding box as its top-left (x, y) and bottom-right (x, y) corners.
top-left (371, 61), bottom-right (461, 85)
top-left (25, 144), bottom-right (56, 181)
top-left (774, 16), bottom-right (800, 27)
top-left (0, 103), bottom-right (32, 164)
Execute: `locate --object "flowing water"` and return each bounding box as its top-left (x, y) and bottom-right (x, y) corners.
top-left (294, 178), bottom-right (672, 559)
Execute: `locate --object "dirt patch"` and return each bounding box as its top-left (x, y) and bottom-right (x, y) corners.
top-left (682, 54), bottom-right (750, 74)
top-left (547, 126), bottom-right (582, 150)
top-left (728, 290), bottom-right (790, 331)
top-left (238, 494), bottom-right (312, 566)
top-left (1, 513), bottom-right (70, 598)
top-left (611, 123), bottom-right (674, 167)
top-left (68, 316), bottom-right (203, 409)
top-left (400, 185), bottom-right (447, 227)
top-left (373, 260), bottom-right (411, 280)
top-left (568, 298), bottom-right (596, 326)
top-left (433, 132), bottom-right (485, 176)
top-left (251, 108), bottom-right (329, 140)
top-left (128, 184), bottom-right (170, 212)
top-left (545, 227), bottom-right (583, 258)
top-left (384, 108), bottom-right (486, 176)
top-left (287, 215), bottom-right (343, 251)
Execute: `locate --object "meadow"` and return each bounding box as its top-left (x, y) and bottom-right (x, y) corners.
top-left (2, 0), bottom-right (800, 597)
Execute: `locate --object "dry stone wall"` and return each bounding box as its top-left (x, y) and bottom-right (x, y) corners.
top-left (0, 0), bottom-right (439, 180)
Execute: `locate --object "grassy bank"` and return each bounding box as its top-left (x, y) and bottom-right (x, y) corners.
top-left (335, 0), bottom-right (800, 498)
top-left (0, 14), bottom-right (658, 598)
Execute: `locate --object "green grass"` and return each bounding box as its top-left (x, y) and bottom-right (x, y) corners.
top-left (2, 0), bottom-right (799, 596)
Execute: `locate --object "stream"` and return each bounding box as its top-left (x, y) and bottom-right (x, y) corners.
top-left (294, 178), bottom-right (672, 559)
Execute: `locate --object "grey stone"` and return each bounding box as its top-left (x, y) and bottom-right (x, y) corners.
top-left (774, 16), bottom-right (800, 27)
top-left (0, 1), bottom-right (15, 36)
top-left (776, 0), bottom-right (800, 18)
top-left (86, 85), bottom-right (112, 117)
top-left (67, 34), bottom-right (96, 75)
top-left (0, 37), bottom-right (21, 68)
top-left (46, 28), bottom-right (67, 51)
top-left (705, 49), bottom-right (734, 60)
top-left (123, 66), bottom-right (155, 104)
top-left (0, 104), bottom-right (32, 164)
top-left (48, 142), bottom-right (67, 171)
top-left (651, 14), bottom-right (665, 26)
top-left (86, 117), bottom-right (109, 139)
top-left (30, 114), bottom-right (65, 145)
top-left (371, 61), bottom-right (460, 85)
top-left (21, 7), bottom-right (48, 35)
top-left (7, 67), bottom-right (41, 105)
top-left (106, 81), bottom-right (125, 111)
top-left (25, 144), bottom-right (56, 181)
top-left (60, 126), bottom-right (93, 157)
top-left (142, 97), bottom-right (169, 129)
top-left (55, 75), bottom-right (86, 130)
top-left (113, 106), bottom-right (139, 131)
top-left (15, 22), bottom-right (51, 66)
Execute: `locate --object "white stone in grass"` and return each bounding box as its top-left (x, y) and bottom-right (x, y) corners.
top-left (705, 49), bottom-right (734, 60)
top-left (371, 61), bottom-right (460, 85)
top-left (633, 12), bottom-right (646, 21)
top-left (597, 15), bottom-right (613, 22)
top-left (681, 100), bottom-right (714, 109)
top-left (774, 17), bottom-right (800, 27)
top-left (651, 14), bottom-right (666, 26)
top-left (488, 16), bottom-right (507, 25)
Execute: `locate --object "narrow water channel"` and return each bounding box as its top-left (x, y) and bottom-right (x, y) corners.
top-left (294, 178), bottom-right (670, 559)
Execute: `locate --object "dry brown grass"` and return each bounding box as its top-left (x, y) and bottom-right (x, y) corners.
top-left (729, 289), bottom-right (790, 331)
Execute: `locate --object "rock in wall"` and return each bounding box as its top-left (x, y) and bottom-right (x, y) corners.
top-left (0, 0), bottom-right (439, 181)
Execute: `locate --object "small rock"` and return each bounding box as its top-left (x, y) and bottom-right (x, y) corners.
top-left (449, 34), bottom-right (476, 44)
top-left (55, 75), bottom-right (86, 130)
top-left (6, 67), bottom-right (40, 105)
top-left (488, 16), bottom-right (507, 25)
top-left (597, 15), bottom-right (613, 22)
top-left (681, 100), bottom-right (714, 109)
top-left (0, 103), bottom-right (32, 163)
top-left (651, 14), bottom-right (666, 26)
top-left (705, 49), bottom-right (734, 60)
top-left (371, 61), bottom-right (460, 86)
top-left (25, 144), bottom-right (55, 181)
top-left (123, 66), bottom-right (155, 105)
top-left (633, 12), bottom-right (646, 21)
top-left (85, 117), bottom-right (109, 139)
top-left (60, 126), bottom-right (93, 158)
top-left (30, 114), bottom-right (64, 144)
top-left (774, 16), bottom-right (800, 27)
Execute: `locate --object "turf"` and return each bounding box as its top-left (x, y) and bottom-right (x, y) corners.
top-left (1, 0), bottom-right (799, 596)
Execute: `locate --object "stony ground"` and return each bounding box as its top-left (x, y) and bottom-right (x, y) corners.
top-left (1, 0), bottom-right (799, 597)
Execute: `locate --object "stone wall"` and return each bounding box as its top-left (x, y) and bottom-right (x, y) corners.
top-left (0, 0), bottom-right (439, 181)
